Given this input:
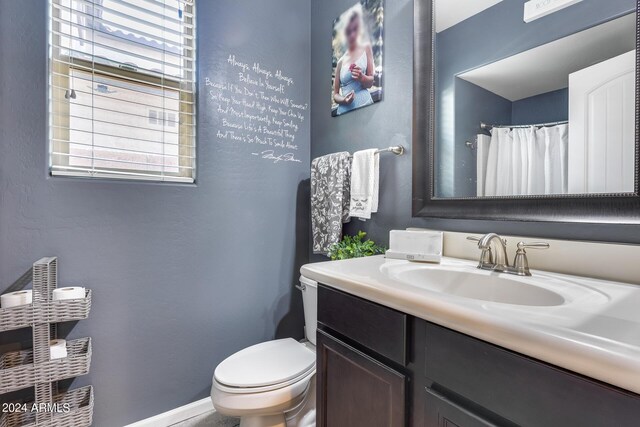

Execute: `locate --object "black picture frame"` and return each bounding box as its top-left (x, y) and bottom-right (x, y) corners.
top-left (412, 0), bottom-right (640, 225)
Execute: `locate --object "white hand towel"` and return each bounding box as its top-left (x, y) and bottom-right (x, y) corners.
top-left (349, 149), bottom-right (379, 220)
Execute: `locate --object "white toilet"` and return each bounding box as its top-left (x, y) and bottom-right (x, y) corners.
top-left (211, 276), bottom-right (318, 427)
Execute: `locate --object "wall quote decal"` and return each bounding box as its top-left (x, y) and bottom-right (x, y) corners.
top-left (205, 53), bottom-right (308, 164)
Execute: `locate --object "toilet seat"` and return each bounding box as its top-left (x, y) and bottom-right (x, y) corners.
top-left (211, 368), bottom-right (315, 417)
top-left (214, 338), bottom-right (315, 392)
top-left (214, 364), bottom-right (315, 394)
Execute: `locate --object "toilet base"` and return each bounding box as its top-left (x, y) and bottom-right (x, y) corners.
top-left (285, 376), bottom-right (316, 427)
top-left (239, 414), bottom-right (286, 427)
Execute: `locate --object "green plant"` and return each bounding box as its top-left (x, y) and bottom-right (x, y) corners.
top-left (328, 231), bottom-right (386, 261)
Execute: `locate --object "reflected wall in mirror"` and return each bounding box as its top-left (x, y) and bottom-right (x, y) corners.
top-left (434, 0), bottom-right (637, 199)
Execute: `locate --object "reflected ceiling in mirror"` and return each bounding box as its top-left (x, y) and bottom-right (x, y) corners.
top-left (433, 0), bottom-right (637, 199)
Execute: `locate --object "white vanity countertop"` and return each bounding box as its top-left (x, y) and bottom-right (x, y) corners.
top-left (301, 256), bottom-right (640, 395)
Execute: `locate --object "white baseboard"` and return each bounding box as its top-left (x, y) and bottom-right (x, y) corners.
top-left (124, 397), bottom-right (215, 427)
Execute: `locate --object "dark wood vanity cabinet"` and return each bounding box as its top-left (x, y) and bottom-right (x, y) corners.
top-left (316, 330), bottom-right (406, 427)
top-left (316, 284), bottom-right (409, 427)
top-left (316, 284), bottom-right (640, 427)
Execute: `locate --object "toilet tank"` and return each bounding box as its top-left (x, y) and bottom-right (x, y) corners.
top-left (299, 276), bottom-right (318, 345)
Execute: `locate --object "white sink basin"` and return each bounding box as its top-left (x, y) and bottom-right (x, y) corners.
top-left (301, 255), bottom-right (640, 395)
top-left (381, 261), bottom-right (608, 307)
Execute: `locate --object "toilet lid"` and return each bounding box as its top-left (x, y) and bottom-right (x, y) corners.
top-left (214, 338), bottom-right (315, 388)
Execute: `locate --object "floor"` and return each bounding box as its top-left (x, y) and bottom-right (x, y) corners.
top-left (169, 411), bottom-right (239, 427)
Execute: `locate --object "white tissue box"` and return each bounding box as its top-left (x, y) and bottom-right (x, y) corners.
top-left (386, 230), bottom-right (443, 263)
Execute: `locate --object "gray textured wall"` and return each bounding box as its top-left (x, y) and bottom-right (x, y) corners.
top-left (0, 0), bottom-right (310, 425)
top-left (511, 89), bottom-right (569, 126)
top-left (310, 0), bottom-right (640, 253)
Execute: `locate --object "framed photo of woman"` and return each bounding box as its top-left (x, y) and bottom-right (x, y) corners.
top-left (331, 1), bottom-right (384, 117)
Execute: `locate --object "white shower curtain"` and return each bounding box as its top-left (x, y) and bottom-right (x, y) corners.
top-left (478, 124), bottom-right (568, 197)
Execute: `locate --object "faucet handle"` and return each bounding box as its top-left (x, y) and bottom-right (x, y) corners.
top-left (512, 241), bottom-right (549, 276)
top-left (517, 242), bottom-right (550, 250)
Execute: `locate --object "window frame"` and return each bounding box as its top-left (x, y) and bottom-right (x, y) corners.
top-left (48, 0), bottom-right (197, 184)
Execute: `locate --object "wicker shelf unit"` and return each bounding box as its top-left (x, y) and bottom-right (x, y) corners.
top-left (0, 258), bottom-right (94, 427)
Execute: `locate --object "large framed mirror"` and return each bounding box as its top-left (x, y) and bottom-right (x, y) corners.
top-left (413, 0), bottom-right (640, 223)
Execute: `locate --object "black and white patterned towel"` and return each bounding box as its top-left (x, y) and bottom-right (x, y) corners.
top-left (311, 152), bottom-right (351, 255)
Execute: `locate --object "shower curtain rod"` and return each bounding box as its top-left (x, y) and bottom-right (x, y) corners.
top-left (480, 120), bottom-right (568, 131)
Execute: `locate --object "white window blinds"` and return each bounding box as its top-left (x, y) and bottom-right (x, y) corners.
top-left (49, 0), bottom-right (196, 183)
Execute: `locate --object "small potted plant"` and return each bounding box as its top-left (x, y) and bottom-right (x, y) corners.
top-left (328, 231), bottom-right (386, 261)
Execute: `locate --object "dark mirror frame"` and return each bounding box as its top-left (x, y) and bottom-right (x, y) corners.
top-left (412, 0), bottom-right (640, 224)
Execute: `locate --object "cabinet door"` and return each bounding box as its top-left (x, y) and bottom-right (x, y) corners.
top-left (317, 329), bottom-right (406, 427)
top-left (424, 388), bottom-right (497, 427)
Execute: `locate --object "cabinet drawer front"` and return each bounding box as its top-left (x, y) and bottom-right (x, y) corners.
top-left (317, 330), bottom-right (406, 427)
top-left (318, 284), bottom-right (408, 365)
top-left (424, 388), bottom-right (496, 427)
top-left (425, 323), bottom-right (640, 427)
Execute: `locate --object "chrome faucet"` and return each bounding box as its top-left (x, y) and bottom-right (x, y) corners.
top-left (467, 233), bottom-right (549, 276)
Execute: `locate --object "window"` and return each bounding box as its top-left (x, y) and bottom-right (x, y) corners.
top-left (49, 0), bottom-right (196, 183)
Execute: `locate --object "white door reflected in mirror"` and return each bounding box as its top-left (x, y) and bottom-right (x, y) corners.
top-left (568, 50), bottom-right (636, 194)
